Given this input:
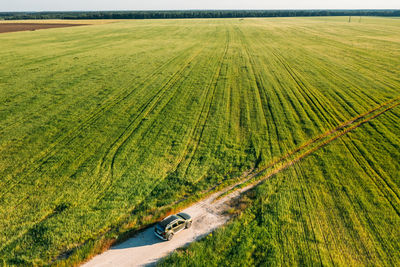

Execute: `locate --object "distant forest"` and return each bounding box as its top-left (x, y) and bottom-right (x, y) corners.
top-left (0, 9), bottom-right (399, 20)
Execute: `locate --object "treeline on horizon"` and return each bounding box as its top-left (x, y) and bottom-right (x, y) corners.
top-left (0, 9), bottom-right (399, 20)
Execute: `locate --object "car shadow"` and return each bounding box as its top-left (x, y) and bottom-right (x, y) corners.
top-left (111, 228), bottom-right (163, 250)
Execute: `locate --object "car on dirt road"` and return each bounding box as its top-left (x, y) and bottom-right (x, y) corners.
top-left (154, 213), bottom-right (192, 241)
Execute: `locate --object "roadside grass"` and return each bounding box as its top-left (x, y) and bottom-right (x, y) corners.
top-left (0, 17), bottom-right (399, 265)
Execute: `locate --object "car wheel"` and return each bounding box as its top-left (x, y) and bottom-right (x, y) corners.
top-left (186, 221), bottom-right (192, 229)
top-left (167, 233), bottom-right (174, 241)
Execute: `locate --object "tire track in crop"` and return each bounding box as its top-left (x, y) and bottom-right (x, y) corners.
top-left (292, 164), bottom-right (332, 266)
top-left (0, 36), bottom-right (153, 132)
top-left (298, 51), bottom-right (384, 111)
top-left (0, 52), bottom-right (157, 135)
top-left (253, 29), bottom-right (376, 138)
top-left (0, 35), bottom-right (119, 73)
top-left (219, 96), bottom-right (400, 199)
top-left (340, 134), bottom-right (400, 216)
top-left (112, 28), bottom-right (233, 217)
top-left (238, 24), bottom-right (336, 164)
top-left (0, 46), bottom-right (197, 206)
top-left (0, 49), bottom-right (188, 187)
top-left (301, 28), bottom-right (400, 90)
top-left (236, 25), bottom-right (332, 160)
top-left (183, 29), bottom-right (232, 177)
top-left (234, 27), bottom-right (271, 145)
top-left (0, 29), bottom-right (193, 135)
top-left (260, 97), bottom-right (400, 172)
top-left (271, 50), bottom-right (343, 131)
top-left (291, 165), bottom-right (315, 264)
top-left (261, 97), bottom-right (400, 181)
top-left (352, 126), bottom-right (400, 204)
top-left (153, 27), bottom-right (231, 178)
top-left (324, 144), bottom-right (388, 264)
top-left (234, 26), bottom-right (284, 161)
top-left (93, 42), bottom-right (218, 204)
top-left (90, 47), bottom-right (206, 199)
top-left (300, 40), bottom-right (389, 112)
top-left (294, 141), bottom-right (374, 264)
top-left (334, 147), bottom-right (394, 264)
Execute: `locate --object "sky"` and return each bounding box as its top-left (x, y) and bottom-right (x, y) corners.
top-left (1, 0), bottom-right (399, 12)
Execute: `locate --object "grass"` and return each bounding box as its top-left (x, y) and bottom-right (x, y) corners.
top-left (0, 17), bottom-right (399, 265)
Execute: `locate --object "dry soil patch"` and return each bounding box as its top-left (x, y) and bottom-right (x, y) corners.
top-left (0, 23), bottom-right (87, 33)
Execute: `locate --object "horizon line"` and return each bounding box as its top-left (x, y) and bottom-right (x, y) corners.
top-left (1, 8), bottom-right (399, 13)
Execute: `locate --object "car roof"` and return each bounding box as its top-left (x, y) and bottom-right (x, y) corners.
top-left (159, 215), bottom-right (179, 228)
top-left (177, 212), bottom-right (191, 220)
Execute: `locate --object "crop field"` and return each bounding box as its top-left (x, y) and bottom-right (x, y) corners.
top-left (160, 108), bottom-right (400, 266)
top-left (0, 17), bottom-right (399, 265)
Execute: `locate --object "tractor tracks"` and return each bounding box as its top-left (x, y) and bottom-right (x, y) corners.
top-left (0, 47), bottom-right (204, 252)
top-left (101, 28), bottom-right (232, 220)
top-left (183, 29), bottom-right (231, 177)
top-left (0, 45), bottom-right (199, 218)
top-left (89, 47), bottom-right (206, 200)
top-left (220, 96), bottom-right (400, 199)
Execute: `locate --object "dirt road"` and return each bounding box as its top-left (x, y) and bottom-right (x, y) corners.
top-left (83, 182), bottom-right (249, 267)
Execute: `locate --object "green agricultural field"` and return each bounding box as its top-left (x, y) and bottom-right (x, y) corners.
top-left (0, 17), bottom-right (399, 265)
top-left (160, 108), bottom-right (400, 266)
